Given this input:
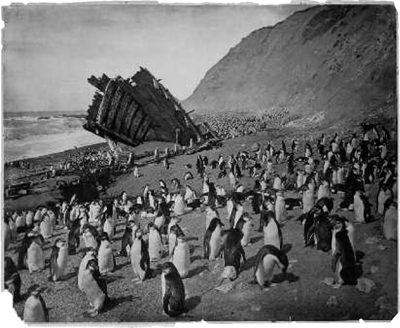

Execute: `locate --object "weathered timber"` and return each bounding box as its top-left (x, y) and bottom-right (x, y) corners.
top-left (84, 67), bottom-right (212, 147)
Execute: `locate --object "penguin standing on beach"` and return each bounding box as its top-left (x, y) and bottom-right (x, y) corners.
top-left (81, 259), bottom-right (110, 317)
top-left (98, 232), bottom-right (115, 275)
top-left (148, 222), bottom-right (164, 262)
top-left (253, 244), bottom-right (288, 288)
top-left (172, 235), bottom-right (191, 279)
top-left (240, 213), bottom-right (254, 247)
top-left (275, 192), bottom-right (287, 223)
top-left (383, 200), bottom-right (397, 240)
top-left (331, 219), bottom-right (357, 286)
top-left (353, 190), bottom-right (371, 224)
top-left (27, 234), bottom-right (45, 273)
top-left (68, 218), bottom-right (81, 255)
top-left (203, 218), bottom-right (224, 260)
top-left (161, 262), bottom-right (186, 317)
top-left (82, 224), bottom-right (100, 250)
top-left (23, 287), bottom-right (49, 322)
top-left (40, 213), bottom-right (53, 241)
top-left (4, 257), bottom-right (21, 303)
top-left (130, 228), bottom-right (151, 283)
top-left (78, 248), bottom-right (97, 291)
top-left (261, 210), bottom-right (283, 250)
top-left (220, 228), bottom-right (246, 282)
top-left (49, 239), bottom-right (68, 282)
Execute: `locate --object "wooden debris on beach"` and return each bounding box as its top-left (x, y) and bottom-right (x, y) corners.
top-left (84, 67), bottom-right (212, 147)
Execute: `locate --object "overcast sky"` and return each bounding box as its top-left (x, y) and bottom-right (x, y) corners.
top-left (2, 3), bottom-right (308, 112)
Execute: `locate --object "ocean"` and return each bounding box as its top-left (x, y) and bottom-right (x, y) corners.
top-left (3, 111), bottom-right (104, 162)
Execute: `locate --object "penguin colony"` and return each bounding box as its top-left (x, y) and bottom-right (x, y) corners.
top-left (3, 123), bottom-right (397, 321)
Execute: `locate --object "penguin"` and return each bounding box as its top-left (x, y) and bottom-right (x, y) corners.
top-left (82, 224), bottom-right (100, 250)
top-left (26, 210), bottom-right (34, 228)
top-left (202, 205), bottom-right (217, 230)
top-left (78, 248), bottom-right (97, 291)
top-left (159, 179), bottom-right (167, 190)
top-left (332, 220), bottom-right (357, 286)
top-left (353, 190), bottom-right (371, 224)
top-left (221, 228), bottom-right (246, 280)
top-left (4, 257), bottom-right (22, 303)
top-left (261, 210), bottom-right (283, 250)
top-left (330, 216), bottom-right (355, 258)
top-left (173, 193), bottom-right (188, 216)
top-left (275, 192), bottom-right (287, 223)
top-left (377, 185), bottom-right (393, 215)
top-left (184, 171), bottom-right (194, 181)
top-left (27, 234), bottom-right (45, 273)
top-left (203, 218), bottom-right (224, 260)
top-left (98, 233), bottom-right (115, 275)
top-left (81, 259), bottom-right (110, 316)
top-left (317, 180), bottom-right (332, 200)
top-left (313, 212), bottom-right (332, 252)
top-left (148, 222), bottom-right (164, 262)
top-left (67, 218), bottom-right (81, 255)
top-left (253, 244), bottom-right (289, 288)
top-left (240, 214), bottom-right (254, 247)
top-left (130, 228), bottom-right (151, 282)
top-left (39, 214), bottom-right (53, 240)
top-left (302, 185), bottom-right (315, 214)
top-left (161, 262), bottom-right (186, 317)
top-left (119, 221), bottom-right (134, 256)
top-left (383, 201), bottom-right (397, 241)
top-left (49, 239), bottom-right (68, 281)
top-left (15, 212), bottom-right (27, 233)
top-left (102, 205), bottom-right (115, 241)
top-left (168, 224), bottom-right (184, 257)
top-left (172, 236), bottom-right (191, 278)
top-left (23, 287), bottom-right (49, 322)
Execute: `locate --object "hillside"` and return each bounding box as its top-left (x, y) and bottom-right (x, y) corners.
top-left (183, 5), bottom-right (397, 124)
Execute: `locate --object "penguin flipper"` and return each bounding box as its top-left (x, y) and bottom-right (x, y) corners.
top-left (332, 250), bottom-right (341, 273)
top-left (163, 289), bottom-right (172, 316)
top-left (49, 246), bottom-right (59, 280)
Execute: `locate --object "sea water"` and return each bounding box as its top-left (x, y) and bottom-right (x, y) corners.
top-left (3, 111), bottom-right (104, 162)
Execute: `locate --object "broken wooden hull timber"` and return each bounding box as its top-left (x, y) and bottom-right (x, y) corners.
top-left (84, 67), bottom-right (204, 147)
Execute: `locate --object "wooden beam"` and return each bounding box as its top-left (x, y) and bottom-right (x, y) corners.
top-left (131, 111), bottom-right (147, 140)
top-left (128, 108), bottom-right (145, 139)
top-left (121, 100), bottom-right (138, 136)
top-left (114, 93), bottom-right (132, 133)
top-left (136, 116), bottom-right (152, 140)
top-left (106, 85), bottom-right (124, 129)
top-left (97, 80), bottom-right (118, 124)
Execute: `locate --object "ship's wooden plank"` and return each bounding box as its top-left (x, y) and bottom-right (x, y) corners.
top-left (121, 100), bottom-right (138, 136)
top-left (114, 93), bottom-right (132, 133)
top-left (97, 80), bottom-right (118, 124)
top-left (106, 85), bottom-right (124, 129)
top-left (136, 116), bottom-right (152, 140)
top-left (142, 122), bottom-right (153, 140)
top-left (128, 108), bottom-right (145, 139)
top-left (94, 124), bottom-right (141, 147)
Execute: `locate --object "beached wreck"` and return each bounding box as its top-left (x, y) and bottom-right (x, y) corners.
top-left (84, 67), bottom-right (209, 147)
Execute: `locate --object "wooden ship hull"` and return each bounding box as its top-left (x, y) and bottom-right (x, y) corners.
top-left (84, 67), bottom-right (205, 147)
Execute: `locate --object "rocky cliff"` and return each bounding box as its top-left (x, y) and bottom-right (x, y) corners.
top-left (183, 5), bottom-right (397, 124)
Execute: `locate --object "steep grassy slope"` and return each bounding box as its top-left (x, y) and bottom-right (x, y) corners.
top-left (183, 5), bottom-right (397, 124)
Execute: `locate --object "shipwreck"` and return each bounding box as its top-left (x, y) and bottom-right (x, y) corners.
top-left (84, 67), bottom-right (213, 148)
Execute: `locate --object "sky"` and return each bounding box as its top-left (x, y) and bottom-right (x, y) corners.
top-left (2, 2), bottom-right (309, 113)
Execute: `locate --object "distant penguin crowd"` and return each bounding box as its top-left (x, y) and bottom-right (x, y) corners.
top-left (3, 122), bottom-right (397, 321)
